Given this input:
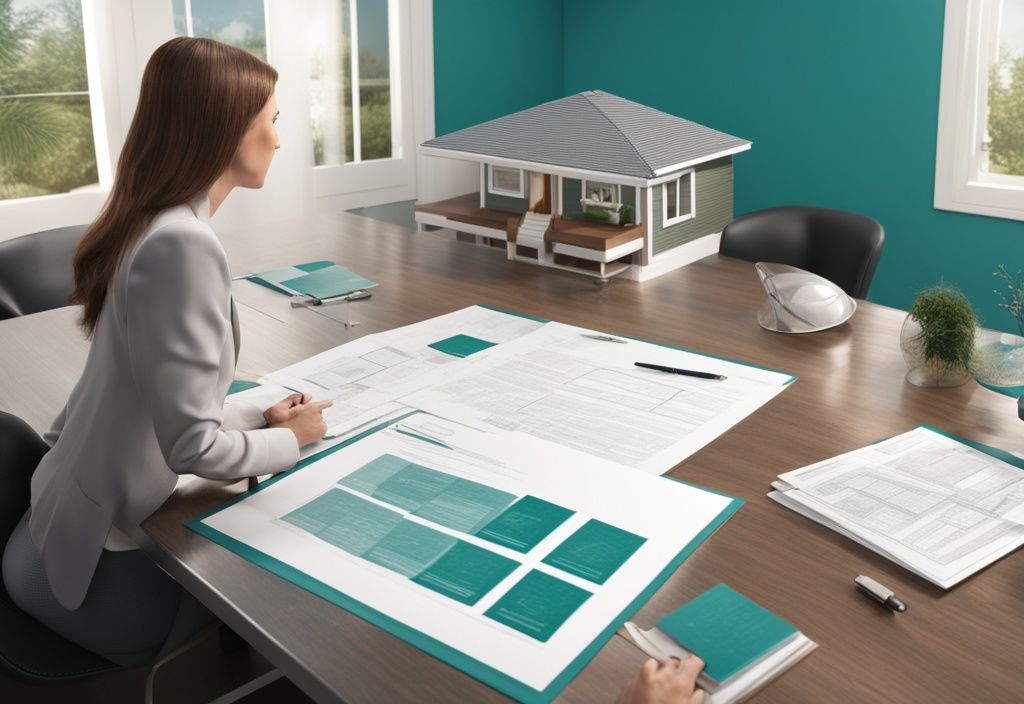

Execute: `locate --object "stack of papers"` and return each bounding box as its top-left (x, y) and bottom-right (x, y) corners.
top-left (769, 426), bottom-right (1024, 588)
top-left (625, 583), bottom-right (816, 704)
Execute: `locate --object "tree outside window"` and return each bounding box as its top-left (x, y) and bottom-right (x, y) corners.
top-left (986, 0), bottom-right (1024, 177)
top-left (0, 0), bottom-right (98, 202)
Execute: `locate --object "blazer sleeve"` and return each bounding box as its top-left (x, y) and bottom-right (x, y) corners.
top-left (125, 223), bottom-right (299, 478)
top-left (222, 398), bottom-right (269, 431)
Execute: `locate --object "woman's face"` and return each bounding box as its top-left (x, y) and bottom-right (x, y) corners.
top-left (231, 94), bottom-right (279, 188)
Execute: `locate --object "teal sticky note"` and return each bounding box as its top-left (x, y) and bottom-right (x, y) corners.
top-left (280, 264), bottom-right (377, 300)
top-left (414, 479), bottom-right (517, 534)
top-left (411, 541), bottom-right (519, 605)
top-left (484, 570), bottom-right (592, 642)
top-left (282, 489), bottom-right (402, 556)
top-left (657, 584), bottom-right (798, 684)
top-left (542, 519), bottom-right (647, 585)
top-left (476, 495), bottom-right (575, 553)
top-left (363, 520), bottom-right (458, 577)
top-left (428, 334), bottom-right (497, 358)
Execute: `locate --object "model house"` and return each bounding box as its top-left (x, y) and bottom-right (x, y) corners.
top-left (416, 90), bottom-right (751, 281)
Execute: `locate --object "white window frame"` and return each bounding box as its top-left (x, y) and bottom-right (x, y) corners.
top-left (581, 179), bottom-right (620, 205)
top-left (935, 0), bottom-right (1024, 222)
top-left (661, 169), bottom-right (695, 227)
top-left (488, 165), bottom-right (525, 198)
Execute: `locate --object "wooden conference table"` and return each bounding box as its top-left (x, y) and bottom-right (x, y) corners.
top-left (1, 211), bottom-right (1022, 703)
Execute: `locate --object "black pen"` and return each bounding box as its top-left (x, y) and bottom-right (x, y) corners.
top-left (634, 362), bottom-right (726, 380)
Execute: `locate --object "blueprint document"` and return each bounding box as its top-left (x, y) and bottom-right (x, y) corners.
top-left (404, 321), bottom-right (794, 474)
top-left (261, 306), bottom-right (544, 437)
top-left (196, 414), bottom-right (737, 695)
top-left (769, 426), bottom-right (1024, 588)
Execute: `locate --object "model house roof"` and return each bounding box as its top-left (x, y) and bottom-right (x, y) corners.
top-left (421, 90), bottom-right (751, 180)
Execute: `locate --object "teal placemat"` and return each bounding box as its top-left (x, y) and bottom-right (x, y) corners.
top-left (186, 422), bottom-right (744, 703)
top-left (227, 379), bottom-right (260, 395)
top-left (429, 334), bottom-right (498, 358)
top-left (657, 583), bottom-right (797, 684)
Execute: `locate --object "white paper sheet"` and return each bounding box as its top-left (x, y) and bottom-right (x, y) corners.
top-left (262, 306), bottom-right (544, 437)
top-left (772, 426), bottom-right (1024, 588)
top-left (403, 321), bottom-right (793, 474)
top-left (199, 414), bottom-right (735, 692)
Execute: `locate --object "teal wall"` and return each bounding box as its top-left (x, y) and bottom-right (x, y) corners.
top-left (433, 0), bottom-right (564, 136)
top-left (434, 0), bottom-right (1024, 331)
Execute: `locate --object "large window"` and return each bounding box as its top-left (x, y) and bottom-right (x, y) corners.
top-left (662, 171), bottom-right (694, 227)
top-left (0, 0), bottom-right (97, 202)
top-left (488, 166), bottom-right (524, 198)
top-left (936, 0), bottom-right (1024, 221)
top-left (582, 180), bottom-right (619, 204)
top-left (309, 0), bottom-right (394, 166)
top-left (172, 0), bottom-right (268, 59)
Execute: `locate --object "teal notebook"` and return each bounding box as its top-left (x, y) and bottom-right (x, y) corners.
top-left (657, 584), bottom-right (797, 685)
top-left (246, 261), bottom-right (377, 299)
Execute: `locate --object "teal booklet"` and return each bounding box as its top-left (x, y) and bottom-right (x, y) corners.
top-left (626, 583), bottom-right (816, 702)
top-left (244, 260), bottom-right (377, 299)
top-left (657, 584), bottom-right (797, 685)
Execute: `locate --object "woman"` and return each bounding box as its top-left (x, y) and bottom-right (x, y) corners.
top-left (1, 37), bottom-right (329, 666)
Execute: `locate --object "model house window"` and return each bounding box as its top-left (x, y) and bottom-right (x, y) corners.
top-left (172, 0), bottom-right (268, 59)
top-left (583, 180), bottom-right (619, 204)
top-left (489, 166), bottom-right (525, 197)
top-left (935, 0), bottom-right (1024, 221)
top-left (309, 0), bottom-right (395, 166)
top-left (0, 0), bottom-right (98, 202)
top-left (662, 171), bottom-right (694, 226)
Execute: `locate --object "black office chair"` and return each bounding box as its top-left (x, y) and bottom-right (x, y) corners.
top-left (0, 224), bottom-right (88, 320)
top-left (0, 412), bottom-right (277, 702)
top-left (719, 206), bottom-right (884, 299)
top-left (0, 412), bottom-right (122, 686)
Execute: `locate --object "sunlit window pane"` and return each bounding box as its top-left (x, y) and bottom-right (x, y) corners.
top-left (310, 0), bottom-right (394, 166)
top-left (173, 0), bottom-right (268, 61)
top-left (0, 0), bottom-right (98, 201)
top-left (987, 0), bottom-right (1024, 177)
top-left (356, 0), bottom-right (391, 161)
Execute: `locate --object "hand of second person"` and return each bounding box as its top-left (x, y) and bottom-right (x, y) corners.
top-left (616, 656), bottom-right (705, 704)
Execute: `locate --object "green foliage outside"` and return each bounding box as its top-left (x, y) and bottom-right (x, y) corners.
top-left (988, 54), bottom-right (1024, 177)
top-left (0, 0), bottom-right (98, 201)
top-left (908, 286), bottom-right (978, 370)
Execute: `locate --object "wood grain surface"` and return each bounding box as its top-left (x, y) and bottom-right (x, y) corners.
top-left (2, 211), bottom-right (1021, 703)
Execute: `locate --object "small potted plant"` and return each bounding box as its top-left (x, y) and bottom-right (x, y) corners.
top-left (620, 204), bottom-right (634, 225)
top-left (900, 285), bottom-right (977, 387)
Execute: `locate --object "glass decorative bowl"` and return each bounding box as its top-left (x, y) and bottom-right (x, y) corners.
top-left (899, 315), bottom-right (972, 388)
top-left (969, 328), bottom-right (1024, 396)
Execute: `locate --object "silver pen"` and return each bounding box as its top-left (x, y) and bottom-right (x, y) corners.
top-left (855, 574), bottom-right (907, 613)
top-left (580, 333), bottom-right (627, 344)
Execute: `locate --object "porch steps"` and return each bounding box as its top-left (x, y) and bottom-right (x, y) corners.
top-left (510, 212), bottom-right (553, 261)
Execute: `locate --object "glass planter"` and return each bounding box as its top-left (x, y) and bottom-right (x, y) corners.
top-left (899, 315), bottom-right (972, 387)
top-left (969, 328), bottom-right (1024, 396)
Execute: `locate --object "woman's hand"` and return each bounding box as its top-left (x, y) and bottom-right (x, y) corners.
top-left (263, 393), bottom-right (333, 447)
top-left (616, 656), bottom-right (705, 704)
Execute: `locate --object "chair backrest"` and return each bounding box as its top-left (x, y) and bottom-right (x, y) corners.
top-left (719, 206), bottom-right (884, 299)
top-left (0, 224), bottom-right (88, 320)
top-left (0, 412), bottom-right (47, 559)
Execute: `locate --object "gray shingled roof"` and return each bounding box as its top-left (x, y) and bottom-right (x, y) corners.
top-left (421, 91), bottom-right (750, 180)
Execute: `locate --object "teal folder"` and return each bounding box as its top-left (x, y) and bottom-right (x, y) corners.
top-left (657, 583), bottom-right (797, 685)
top-left (246, 261), bottom-right (377, 299)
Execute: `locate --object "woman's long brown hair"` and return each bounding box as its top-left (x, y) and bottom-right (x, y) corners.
top-left (71, 37), bottom-right (277, 334)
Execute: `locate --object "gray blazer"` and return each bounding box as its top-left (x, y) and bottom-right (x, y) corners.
top-left (29, 197), bottom-right (299, 611)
